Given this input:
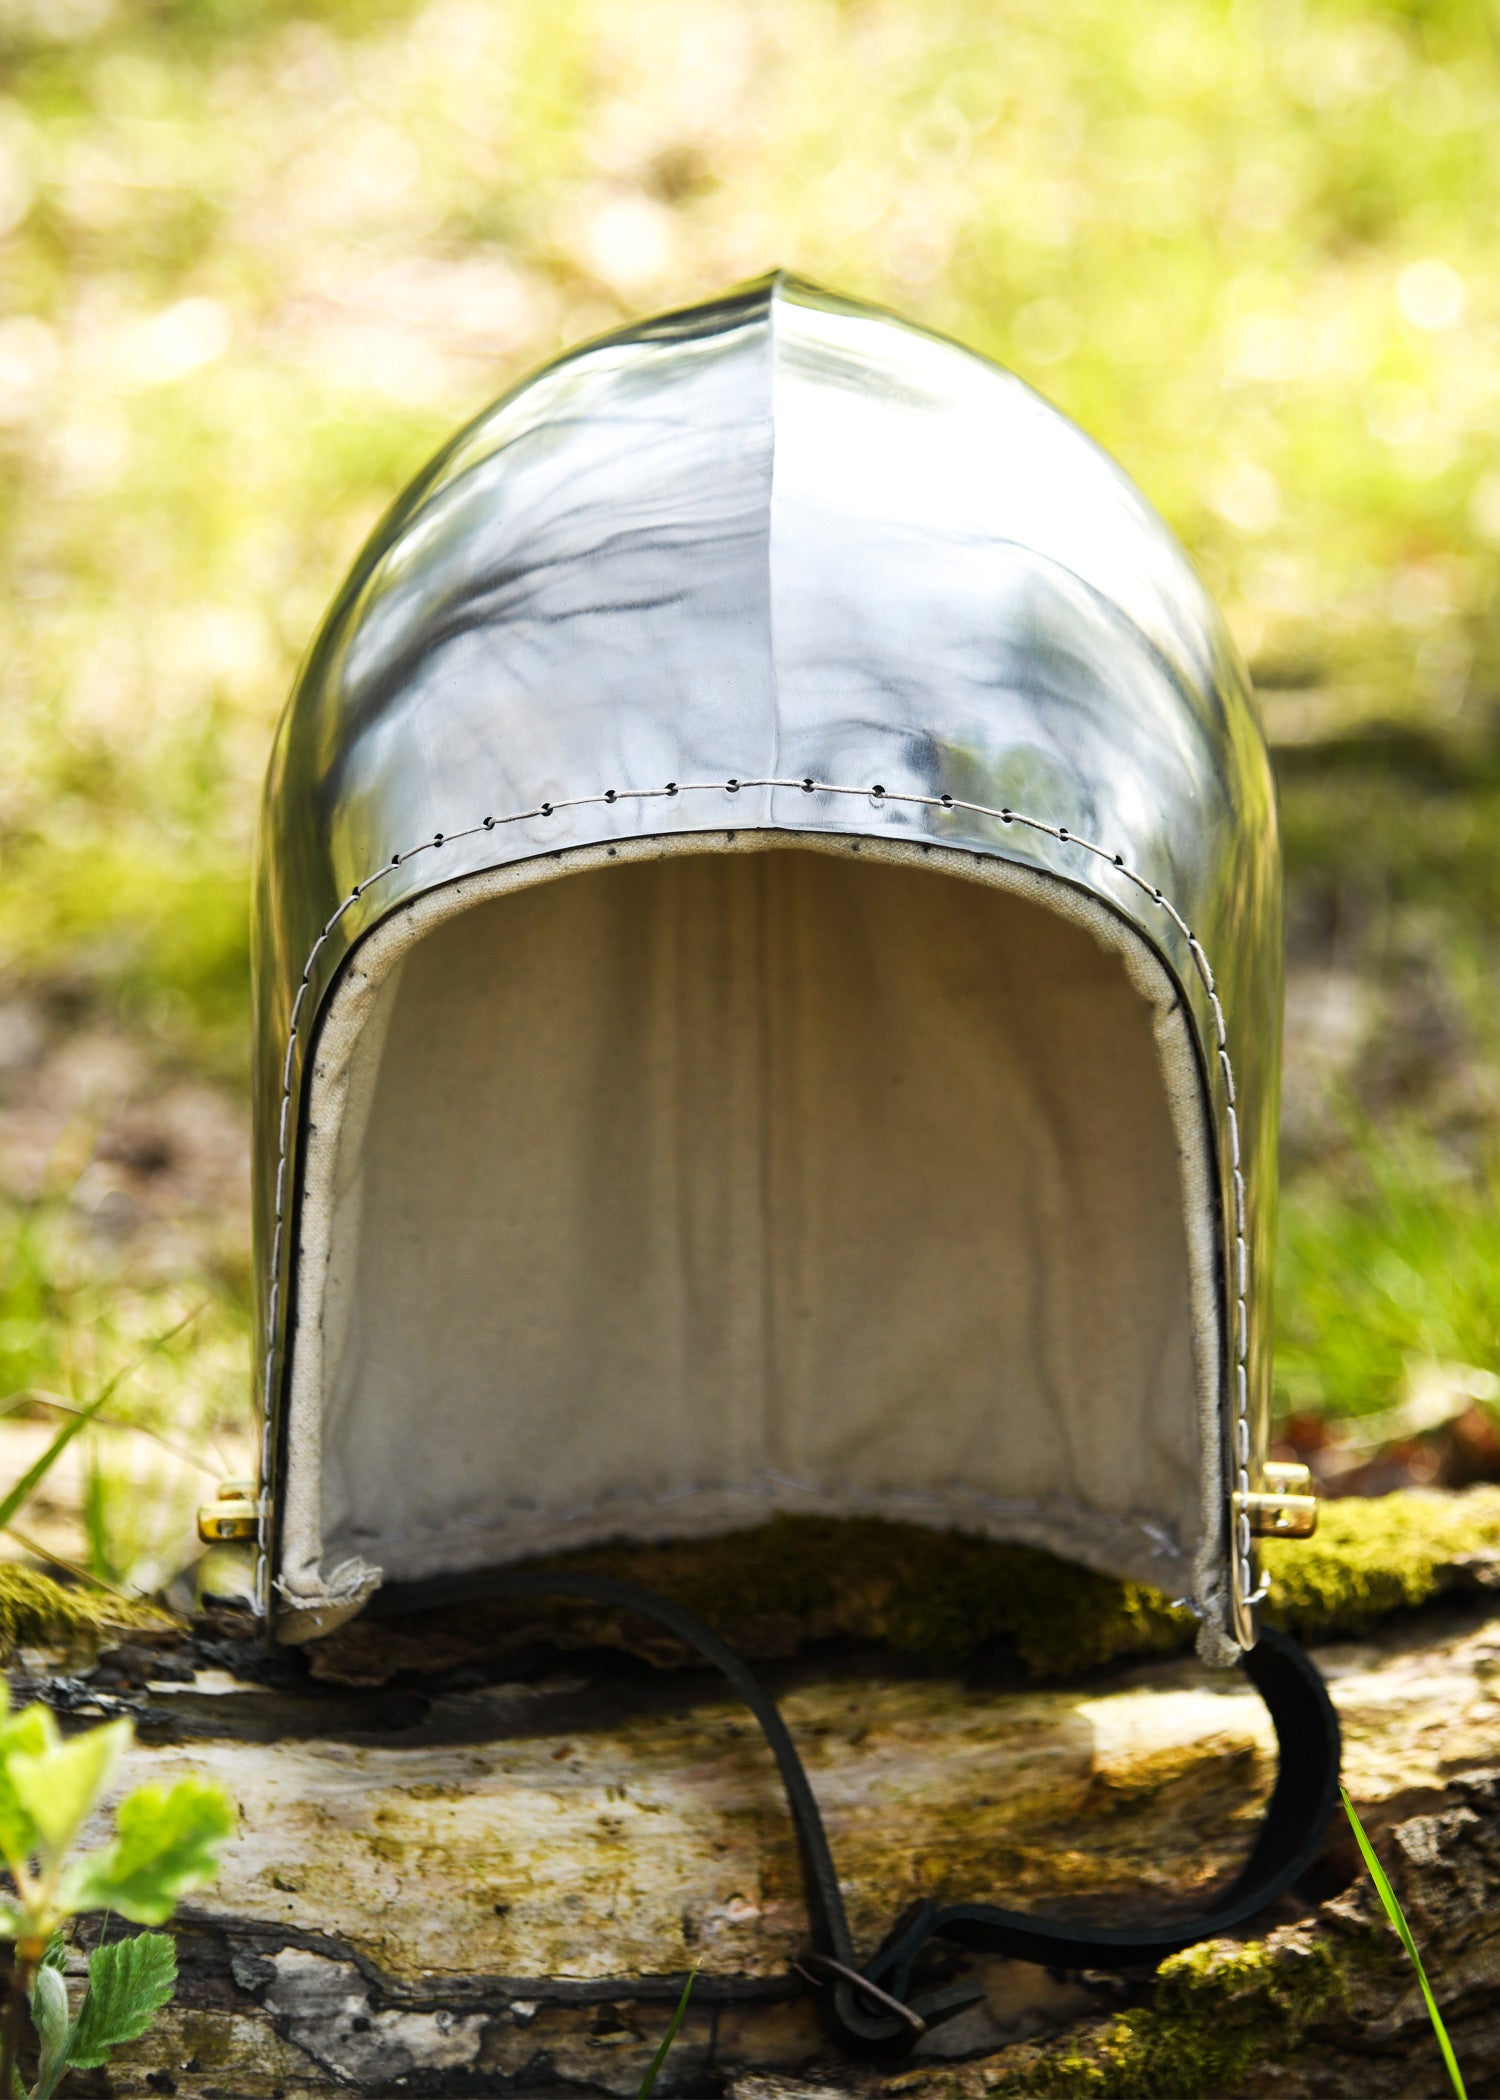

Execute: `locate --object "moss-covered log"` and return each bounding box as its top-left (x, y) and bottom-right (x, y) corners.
top-left (7, 1491), bottom-right (1500, 2097)
top-left (307, 1484), bottom-right (1500, 1684)
top-left (0, 1564), bottom-right (176, 1661)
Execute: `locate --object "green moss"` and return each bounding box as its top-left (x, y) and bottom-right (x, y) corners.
top-left (973, 1934), bottom-right (1362, 2097)
top-left (0, 1566), bottom-right (173, 1663)
top-left (562, 1518), bottom-right (1196, 1678)
top-left (1262, 1484), bottom-right (1500, 1644)
top-left (345, 1486), bottom-right (1500, 1684)
top-left (567, 1486), bottom-right (1500, 1673)
top-left (351, 1519), bottom-right (1191, 1682)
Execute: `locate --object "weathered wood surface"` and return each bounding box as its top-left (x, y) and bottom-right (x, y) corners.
top-left (13, 1590), bottom-right (1500, 2099)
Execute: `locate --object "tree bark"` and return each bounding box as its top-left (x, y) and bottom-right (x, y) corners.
top-left (14, 1588), bottom-right (1500, 2099)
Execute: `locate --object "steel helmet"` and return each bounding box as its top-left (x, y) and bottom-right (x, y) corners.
top-left (247, 273), bottom-right (1301, 1663)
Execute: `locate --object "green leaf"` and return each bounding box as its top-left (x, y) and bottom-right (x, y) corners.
top-left (0, 1702), bottom-right (57, 1758)
top-left (65, 1933), bottom-right (177, 2071)
top-left (635, 1969), bottom-right (697, 2100)
top-left (60, 1778), bottom-right (234, 1925)
top-left (10, 1718), bottom-right (132, 1856)
top-left (0, 1898), bottom-right (26, 1939)
top-left (40, 1932), bottom-right (66, 1972)
top-left (0, 1700), bottom-right (59, 1874)
top-left (1342, 1787), bottom-right (1467, 2100)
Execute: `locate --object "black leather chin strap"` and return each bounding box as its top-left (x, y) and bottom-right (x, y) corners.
top-left (450, 1570), bottom-right (1342, 2053)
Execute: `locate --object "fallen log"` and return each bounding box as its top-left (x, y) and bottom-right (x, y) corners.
top-left (4, 1489), bottom-right (1499, 2098)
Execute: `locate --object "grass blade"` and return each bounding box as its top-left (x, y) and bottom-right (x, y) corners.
top-left (0, 1386), bottom-right (114, 1534)
top-left (0, 1305), bottom-right (204, 1536)
top-left (1, 1521), bottom-right (139, 1602)
top-left (635, 1969), bottom-right (697, 2100)
top-left (1341, 1786), bottom-right (1467, 2099)
top-left (1, 1387), bottom-right (221, 1476)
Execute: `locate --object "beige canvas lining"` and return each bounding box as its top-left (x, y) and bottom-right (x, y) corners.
top-left (275, 831), bottom-right (1225, 1652)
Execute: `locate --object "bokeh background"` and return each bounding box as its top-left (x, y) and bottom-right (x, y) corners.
top-left (2, 0), bottom-right (1498, 1592)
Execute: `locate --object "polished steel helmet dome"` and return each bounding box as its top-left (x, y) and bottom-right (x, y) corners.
top-left (251, 272), bottom-right (1283, 1656)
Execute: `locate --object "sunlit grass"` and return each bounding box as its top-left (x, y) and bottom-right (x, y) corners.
top-left (1276, 759), bottom-right (1500, 1421)
top-left (0, 1199), bottom-right (246, 1425)
top-left (0, 1196), bottom-right (251, 1590)
top-left (0, 847), bottom-right (250, 1081)
top-left (1278, 1127), bottom-right (1500, 1421)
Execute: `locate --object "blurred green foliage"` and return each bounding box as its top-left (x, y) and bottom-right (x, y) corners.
top-left (0, 0), bottom-right (1496, 1545)
top-left (1277, 742), bottom-right (1500, 1419)
top-left (1279, 1126), bottom-right (1500, 1418)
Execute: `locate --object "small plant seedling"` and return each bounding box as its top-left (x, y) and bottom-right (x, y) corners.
top-left (635, 1969), bottom-right (697, 2100)
top-left (0, 1682), bottom-right (235, 2099)
top-left (1341, 1785), bottom-right (1467, 2100)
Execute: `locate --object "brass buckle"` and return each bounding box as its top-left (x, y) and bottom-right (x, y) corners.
top-left (197, 1478), bottom-right (260, 1544)
top-left (1236, 1461), bottom-right (1317, 1540)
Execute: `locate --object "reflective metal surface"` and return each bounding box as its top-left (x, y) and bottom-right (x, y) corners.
top-left (254, 272), bottom-right (1281, 1646)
